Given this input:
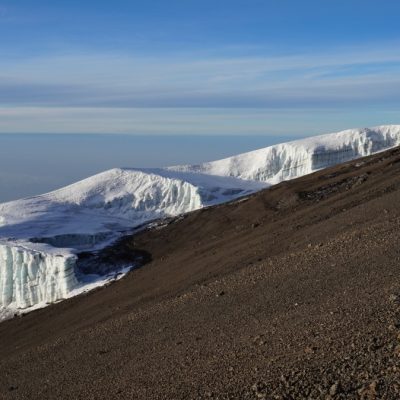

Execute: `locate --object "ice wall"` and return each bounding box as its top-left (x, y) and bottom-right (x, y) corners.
top-left (0, 243), bottom-right (77, 309)
top-left (169, 125), bottom-right (400, 184)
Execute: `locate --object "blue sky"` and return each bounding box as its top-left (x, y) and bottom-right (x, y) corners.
top-left (1, 0), bottom-right (400, 135)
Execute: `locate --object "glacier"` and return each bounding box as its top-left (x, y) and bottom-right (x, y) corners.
top-left (1, 124), bottom-right (400, 317)
top-left (168, 125), bottom-right (400, 183)
top-left (0, 168), bottom-right (264, 316)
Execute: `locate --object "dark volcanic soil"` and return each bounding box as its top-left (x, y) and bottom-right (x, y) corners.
top-left (2, 148), bottom-right (400, 399)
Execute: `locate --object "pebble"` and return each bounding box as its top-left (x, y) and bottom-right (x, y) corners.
top-left (329, 382), bottom-right (340, 396)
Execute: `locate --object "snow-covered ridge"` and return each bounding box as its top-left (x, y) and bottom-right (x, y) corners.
top-left (168, 125), bottom-right (400, 184)
top-left (0, 168), bottom-right (264, 240)
top-left (1, 124), bottom-right (399, 317)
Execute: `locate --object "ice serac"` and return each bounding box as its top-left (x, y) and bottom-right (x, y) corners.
top-left (168, 125), bottom-right (400, 184)
top-left (1, 125), bottom-right (400, 316)
top-left (0, 243), bottom-right (77, 309)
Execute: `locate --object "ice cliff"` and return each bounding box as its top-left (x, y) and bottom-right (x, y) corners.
top-left (0, 243), bottom-right (77, 309)
top-left (169, 125), bottom-right (400, 184)
top-left (1, 125), bottom-right (400, 316)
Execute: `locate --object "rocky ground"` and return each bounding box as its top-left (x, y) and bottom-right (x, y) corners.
top-left (2, 147), bottom-right (400, 399)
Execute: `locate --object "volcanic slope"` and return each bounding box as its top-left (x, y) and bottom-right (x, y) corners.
top-left (2, 147), bottom-right (400, 399)
top-left (1, 124), bottom-right (399, 313)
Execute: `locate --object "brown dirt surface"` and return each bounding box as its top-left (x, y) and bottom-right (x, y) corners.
top-left (2, 147), bottom-right (400, 399)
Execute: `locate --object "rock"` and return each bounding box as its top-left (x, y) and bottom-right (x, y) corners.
top-left (329, 382), bottom-right (340, 396)
top-left (389, 293), bottom-right (398, 302)
top-left (394, 345), bottom-right (400, 356)
top-left (251, 383), bottom-right (260, 392)
top-left (304, 346), bottom-right (315, 354)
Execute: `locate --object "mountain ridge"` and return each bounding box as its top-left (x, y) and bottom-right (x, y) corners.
top-left (1, 124), bottom-right (400, 314)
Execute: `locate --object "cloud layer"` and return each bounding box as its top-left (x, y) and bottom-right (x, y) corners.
top-left (1, 43), bottom-right (400, 108)
top-left (1, 43), bottom-right (399, 133)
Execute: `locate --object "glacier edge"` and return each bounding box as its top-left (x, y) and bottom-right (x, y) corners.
top-left (0, 242), bottom-right (78, 309)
